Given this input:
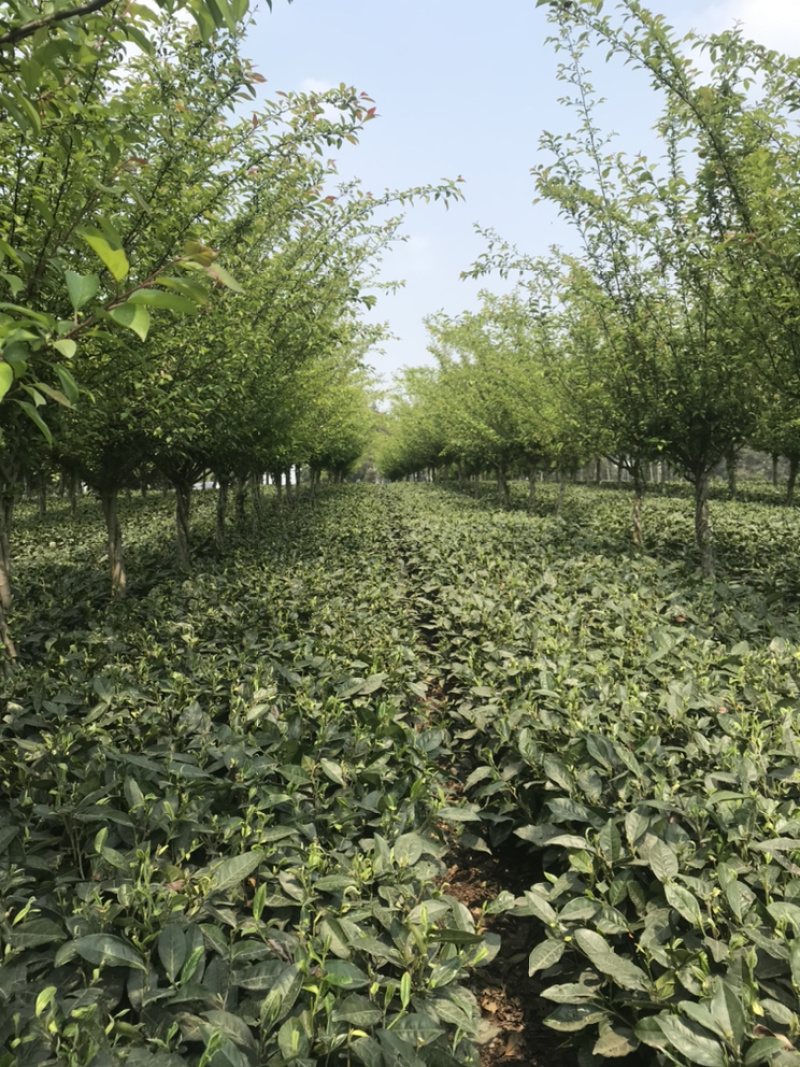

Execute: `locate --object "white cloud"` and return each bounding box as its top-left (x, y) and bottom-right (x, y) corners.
top-left (698, 0), bottom-right (800, 55)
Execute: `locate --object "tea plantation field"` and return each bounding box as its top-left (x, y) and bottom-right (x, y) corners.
top-left (3, 482), bottom-right (800, 1067)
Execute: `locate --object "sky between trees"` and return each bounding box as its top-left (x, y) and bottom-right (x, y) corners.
top-left (247, 0), bottom-right (800, 381)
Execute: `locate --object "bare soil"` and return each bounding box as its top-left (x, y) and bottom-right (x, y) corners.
top-left (442, 841), bottom-right (580, 1067)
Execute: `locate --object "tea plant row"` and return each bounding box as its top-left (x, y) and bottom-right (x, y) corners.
top-left (386, 483), bottom-right (800, 1066)
top-left (1, 488), bottom-right (491, 1067)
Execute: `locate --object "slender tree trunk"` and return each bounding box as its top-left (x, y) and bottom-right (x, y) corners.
top-left (595, 459), bottom-right (601, 485)
top-left (556, 470), bottom-right (567, 518)
top-left (283, 468), bottom-right (292, 501)
top-left (234, 476), bottom-right (247, 525)
top-left (215, 478), bottom-right (229, 551)
top-left (69, 471), bottom-right (79, 517)
top-left (527, 466), bottom-right (536, 509)
top-left (38, 478), bottom-right (47, 516)
top-left (0, 485), bottom-right (16, 661)
top-left (100, 487), bottom-right (126, 599)
top-left (787, 456), bottom-right (799, 507)
top-left (772, 453), bottom-right (779, 488)
top-left (617, 462), bottom-right (623, 485)
top-left (693, 471), bottom-right (714, 579)
top-left (175, 481), bottom-right (192, 568)
top-left (496, 465), bottom-right (509, 506)
top-left (457, 462), bottom-right (465, 490)
top-left (250, 472), bottom-right (262, 535)
top-left (725, 445), bottom-right (738, 500)
top-left (274, 470), bottom-right (283, 504)
top-left (632, 461), bottom-right (645, 548)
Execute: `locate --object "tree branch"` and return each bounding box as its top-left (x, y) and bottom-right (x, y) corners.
top-left (0, 0), bottom-right (117, 48)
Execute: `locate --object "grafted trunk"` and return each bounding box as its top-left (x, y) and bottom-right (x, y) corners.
top-left (632, 461), bottom-right (645, 548)
top-left (215, 479), bottom-right (229, 551)
top-left (787, 456), bottom-right (799, 507)
top-left (175, 481), bottom-right (192, 568)
top-left (693, 471), bottom-right (714, 579)
top-left (100, 488), bottom-right (126, 599)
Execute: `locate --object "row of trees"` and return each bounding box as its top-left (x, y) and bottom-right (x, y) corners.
top-left (378, 0), bottom-right (800, 579)
top-left (0, 0), bottom-right (462, 658)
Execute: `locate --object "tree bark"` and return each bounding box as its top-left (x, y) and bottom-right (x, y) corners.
top-left (0, 484), bottom-right (16, 661)
top-left (787, 456), bottom-right (799, 507)
top-left (234, 476), bottom-right (247, 524)
top-left (772, 453), bottom-right (779, 488)
top-left (215, 478), bottom-right (229, 551)
top-left (632, 461), bottom-right (645, 548)
top-left (496, 465), bottom-right (510, 506)
top-left (527, 466), bottom-right (536, 509)
top-left (556, 469), bottom-right (566, 518)
top-left (693, 471), bottom-right (714, 579)
top-left (69, 471), bottom-right (79, 517)
top-left (38, 477), bottom-right (47, 516)
top-left (175, 481), bottom-right (192, 568)
top-left (250, 472), bottom-right (262, 535)
top-left (725, 445), bottom-right (738, 500)
top-left (100, 488), bottom-right (126, 599)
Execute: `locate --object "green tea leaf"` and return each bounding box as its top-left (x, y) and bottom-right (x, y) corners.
top-left (73, 933), bottom-right (146, 971)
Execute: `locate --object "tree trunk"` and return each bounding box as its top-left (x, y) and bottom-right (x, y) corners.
top-left (496, 465), bottom-right (510, 506)
top-left (100, 487), bottom-right (126, 599)
top-left (175, 481), bottom-right (192, 568)
top-left (215, 478), bottom-right (229, 551)
top-left (234, 477), bottom-right (247, 525)
top-left (458, 462), bottom-right (465, 490)
top-left (595, 459), bottom-right (602, 484)
top-left (773, 453), bottom-right (779, 488)
top-left (556, 470), bottom-right (566, 518)
top-left (787, 456), bottom-right (799, 507)
top-left (274, 470), bottom-right (283, 504)
top-left (527, 466), bottom-right (536, 509)
top-left (693, 471), bottom-right (714, 579)
top-left (250, 472), bottom-right (262, 535)
top-left (283, 468), bottom-right (292, 501)
top-left (0, 486), bottom-right (16, 661)
top-left (632, 461), bottom-right (645, 548)
top-left (69, 472), bottom-right (79, 517)
top-left (725, 445), bottom-right (738, 500)
top-left (617, 462), bottom-right (623, 485)
top-left (38, 478), bottom-right (47, 517)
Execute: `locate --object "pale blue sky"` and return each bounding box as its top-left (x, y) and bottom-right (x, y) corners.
top-left (246, 0), bottom-right (800, 383)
